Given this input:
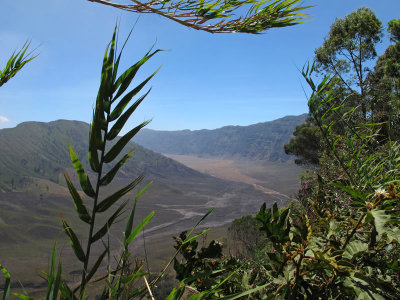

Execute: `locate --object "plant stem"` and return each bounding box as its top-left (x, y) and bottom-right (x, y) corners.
top-left (80, 121), bottom-right (109, 297)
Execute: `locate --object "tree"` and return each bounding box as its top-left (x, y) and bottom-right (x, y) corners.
top-left (367, 18), bottom-right (400, 142)
top-left (88, 0), bottom-right (309, 33)
top-left (284, 116), bottom-right (321, 165)
top-left (285, 8), bottom-right (391, 166)
top-left (314, 7), bottom-right (382, 120)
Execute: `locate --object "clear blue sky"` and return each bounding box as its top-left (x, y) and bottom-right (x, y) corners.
top-left (1, 0), bottom-right (399, 131)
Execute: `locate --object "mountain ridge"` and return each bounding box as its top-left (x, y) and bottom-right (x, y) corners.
top-left (0, 119), bottom-right (209, 191)
top-left (134, 114), bottom-right (307, 161)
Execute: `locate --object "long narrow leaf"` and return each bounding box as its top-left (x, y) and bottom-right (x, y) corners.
top-left (96, 174), bottom-right (144, 213)
top-left (92, 200), bottom-right (129, 243)
top-left (125, 211), bottom-right (154, 245)
top-left (64, 174), bottom-right (91, 223)
top-left (88, 119), bottom-right (100, 172)
top-left (60, 216), bottom-right (86, 263)
top-left (99, 149), bottom-right (135, 186)
top-left (45, 243), bottom-right (57, 299)
top-left (86, 248), bottom-right (108, 283)
top-left (186, 208), bottom-right (214, 241)
top-left (107, 89), bottom-right (151, 140)
top-left (109, 70), bottom-right (158, 122)
top-left (182, 228), bottom-right (210, 245)
top-left (113, 49), bottom-right (162, 101)
top-left (52, 259), bottom-right (62, 300)
top-left (125, 182), bottom-right (152, 240)
top-left (68, 142), bottom-right (95, 197)
top-left (103, 121), bottom-right (151, 163)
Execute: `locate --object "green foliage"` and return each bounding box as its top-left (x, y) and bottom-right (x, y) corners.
top-left (0, 26), bottom-right (161, 299)
top-left (228, 215), bottom-right (266, 257)
top-left (0, 41), bottom-right (37, 87)
top-left (285, 8), bottom-right (399, 165)
top-left (284, 117), bottom-right (321, 165)
top-left (89, 0), bottom-right (310, 34)
top-left (173, 231), bottom-right (243, 297)
top-left (61, 25), bottom-right (160, 298)
top-left (0, 265), bottom-right (11, 300)
top-left (388, 18), bottom-right (400, 43)
top-left (174, 9), bottom-right (400, 298)
top-left (314, 6), bottom-right (382, 121)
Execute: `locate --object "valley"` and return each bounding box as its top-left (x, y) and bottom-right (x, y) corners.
top-left (0, 117), bottom-right (305, 295)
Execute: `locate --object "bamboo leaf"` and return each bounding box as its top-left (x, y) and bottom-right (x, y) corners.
top-left (52, 259), bottom-right (62, 300)
top-left (99, 149), bottom-right (135, 186)
top-left (125, 182), bottom-right (152, 239)
top-left (60, 216), bottom-right (86, 263)
top-left (182, 228), bottom-right (210, 244)
top-left (88, 119), bottom-right (100, 172)
top-left (45, 242), bottom-right (57, 299)
top-left (68, 142), bottom-right (95, 197)
top-left (92, 200), bottom-right (129, 243)
top-left (96, 174), bottom-right (144, 213)
top-left (125, 211), bottom-right (154, 245)
top-left (185, 207), bottom-right (214, 241)
top-left (103, 121), bottom-right (151, 163)
top-left (64, 174), bottom-right (91, 223)
top-left (107, 89), bottom-right (151, 140)
top-left (113, 49), bottom-right (162, 101)
top-left (109, 69), bottom-right (158, 122)
top-left (120, 268), bottom-right (146, 285)
top-left (86, 248), bottom-right (108, 283)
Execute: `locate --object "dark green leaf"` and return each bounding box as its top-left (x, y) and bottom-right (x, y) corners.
top-left (86, 248), bottom-right (108, 283)
top-left (120, 269), bottom-right (146, 285)
top-left (52, 259), bottom-right (62, 300)
top-left (124, 182), bottom-right (152, 240)
top-left (107, 89), bottom-right (151, 140)
top-left (88, 119), bottom-right (100, 172)
top-left (68, 142), bottom-right (95, 197)
top-left (331, 182), bottom-right (367, 201)
top-left (92, 200), bottom-right (129, 243)
top-left (96, 174), bottom-right (144, 213)
top-left (99, 149), bottom-right (135, 186)
top-left (185, 208), bottom-right (214, 241)
top-left (125, 211), bottom-right (154, 244)
top-left (60, 216), bottom-right (86, 263)
top-left (64, 174), bottom-right (91, 224)
top-left (109, 66), bottom-right (159, 122)
top-left (113, 49), bottom-right (162, 101)
top-left (103, 121), bottom-right (151, 163)
top-left (45, 242), bottom-right (57, 299)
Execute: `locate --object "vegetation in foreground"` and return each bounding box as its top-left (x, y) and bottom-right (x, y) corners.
top-left (169, 8), bottom-right (400, 299)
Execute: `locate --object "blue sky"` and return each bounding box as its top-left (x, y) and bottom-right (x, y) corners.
top-left (1, 0), bottom-right (400, 131)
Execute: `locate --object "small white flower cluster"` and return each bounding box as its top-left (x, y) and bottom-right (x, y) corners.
top-left (215, 240), bottom-right (223, 246)
top-left (374, 187), bottom-right (389, 198)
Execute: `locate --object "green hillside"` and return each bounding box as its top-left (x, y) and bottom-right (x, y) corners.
top-left (0, 120), bottom-right (207, 192)
top-left (134, 114), bottom-right (307, 161)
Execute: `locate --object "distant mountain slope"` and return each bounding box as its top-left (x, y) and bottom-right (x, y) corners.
top-left (134, 114), bottom-right (307, 161)
top-left (0, 120), bottom-right (208, 191)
